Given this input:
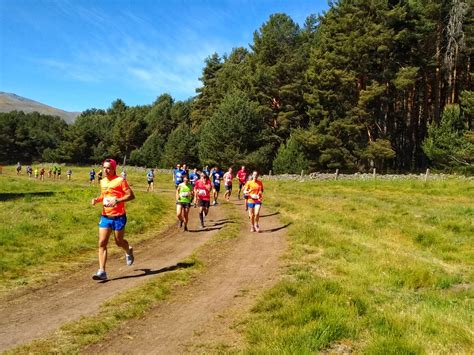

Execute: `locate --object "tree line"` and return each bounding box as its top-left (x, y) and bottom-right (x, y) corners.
top-left (1, 0), bottom-right (472, 173)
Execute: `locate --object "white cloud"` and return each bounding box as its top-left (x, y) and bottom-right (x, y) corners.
top-left (31, 1), bottom-right (238, 101)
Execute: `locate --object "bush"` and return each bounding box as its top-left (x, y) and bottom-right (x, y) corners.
top-left (273, 136), bottom-right (309, 174)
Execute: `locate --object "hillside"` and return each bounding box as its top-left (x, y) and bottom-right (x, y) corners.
top-left (0, 92), bottom-right (80, 124)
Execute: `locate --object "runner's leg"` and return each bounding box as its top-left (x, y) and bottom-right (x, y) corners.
top-left (248, 207), bottom-right (255, 231)
top-left (176, 204), bottom-right (183, 223)
top-left (113, 229), bottom-right (131, 254)
top-left (198, 203), bottom-right (205, 227)
top-left (183, 206), bottom-right (190, 230)
top-left (254, 204), bottom-right (262, 232)
top-left (98, 228), bottom-right (112, 271)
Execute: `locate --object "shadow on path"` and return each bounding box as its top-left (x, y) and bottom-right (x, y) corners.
top-left (187, 226), bottom-right (223, 233)
top-left (99, 262), bottom-right (195, 283)
top-left (259, 212), bottom-right (280, 218)
top-left (260, 222), bottom-right (292, 233)
top-left (211, 220), bottom-right (236, 227)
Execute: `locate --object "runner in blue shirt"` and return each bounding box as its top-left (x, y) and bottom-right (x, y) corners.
top-left (211, 166), bottom-right (224, 205)
top-left (189, 168), bottom-right (200, 188)
top-left (173, 164), bottom-right (183, 188)
top-left (89, 168), bottom-right (96, 185)
top-left (146, 169), bottom-right (155, 192)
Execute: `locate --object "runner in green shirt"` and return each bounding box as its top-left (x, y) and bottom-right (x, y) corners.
top-left (176, 174), bottom-right (194, 231)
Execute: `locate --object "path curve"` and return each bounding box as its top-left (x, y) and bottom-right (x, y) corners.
top-left (0, 204), bottom-right (227, 351)
top-left (86, 199), bottom-right (288, 353)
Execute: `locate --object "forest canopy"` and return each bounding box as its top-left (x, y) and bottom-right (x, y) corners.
top-left (1, 0), bottom-right (472, 173)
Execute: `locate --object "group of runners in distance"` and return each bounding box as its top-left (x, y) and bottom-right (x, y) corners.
top-left (12, 159), bottom-right (264, 281)
top-left (89, 159), bottom-right (264, 281)
top-left (16, 162), bottom-right (72, 181)
top-left (172, 163), bottom-right (264, 232)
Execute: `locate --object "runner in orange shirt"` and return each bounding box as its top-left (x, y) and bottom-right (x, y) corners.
top-left (243, 171), bottom-right (264, 232)
top-left (91, 158), bottom-right (135, 280)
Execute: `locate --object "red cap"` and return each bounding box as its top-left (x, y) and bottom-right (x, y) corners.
top-left (103, 158), bottom-right (117, 171)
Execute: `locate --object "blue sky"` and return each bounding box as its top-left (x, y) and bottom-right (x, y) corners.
top-left (0, 0), bottom-right (329, 112)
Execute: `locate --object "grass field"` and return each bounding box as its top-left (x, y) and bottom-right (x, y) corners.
top-left (0, 165), bottom-right (176, 294)
top-left (1, 167), bottom-right (472, 353)
top-left (243, 178), bottom-right (473, 353)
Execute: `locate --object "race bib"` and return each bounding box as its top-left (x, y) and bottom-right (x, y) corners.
top-left (198, 189), bottom-right (207, 196)
top-left (251, 194), bottom-right (260, 200)
top-left (103, 197), bottom-right (114, 206)
top-left (180, 191), bottom-right (190, 197)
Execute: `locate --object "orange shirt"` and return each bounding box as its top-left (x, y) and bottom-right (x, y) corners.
top-left (244, 180), bottom-right (264, 203)
top-left (98, 175), bottom-right (130, 216)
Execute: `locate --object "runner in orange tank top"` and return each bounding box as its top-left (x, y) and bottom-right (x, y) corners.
top-left (243, 171), bottom-right (264, 232)
top-left (91, 158), bottom-right (135, 281)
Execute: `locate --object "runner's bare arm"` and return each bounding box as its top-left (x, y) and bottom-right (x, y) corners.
top-left (91, 191), bottom-right (105, 205)
top-left (116, 187), bottom-right (135, 204)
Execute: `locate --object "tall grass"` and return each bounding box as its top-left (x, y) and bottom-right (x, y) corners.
top-left (244, 178), bottom-right (473, 353)
top-left (0, 166), bottom-right (176, 294)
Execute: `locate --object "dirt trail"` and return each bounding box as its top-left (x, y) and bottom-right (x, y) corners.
top-left (1, 196), bottom-right (288, 353)
top-left (0, 203), bottom-right (227, 351)
top-left (86, 200), bottom-right (288, 353)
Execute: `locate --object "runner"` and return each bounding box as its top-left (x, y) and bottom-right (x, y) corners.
top-left (91, 158), bottom-right (135, 281)
top-left (34, 167), bottom-right (39, 179)
top-left (48, 167), bottom-right (52, 179)
top-left (176, 174), bottom-right (194, 231)
top-left (57, 166), bottom-right (62, 180)
top-left (89, 168), bottom-right (96, 185)
top-left (202, 165), bottom-right (210, 177)
top-left (40, 167), bottom-right (45, 181)
top-left (66, 168), bottom-right (72, 180)
top-left (16, 162), bottom-right (21, 175)
top-left (243, 171), bottom-right (264, 233)
top-left (236, 166), bottom-right (248, 200)
top-left (211, 166), bottom-right (223, 205)
top-left (223, 167), bottom-right (234, 201)
top-left (52, 165), bottom-right (57, 180)
top-left (182, 164), bottom-right (189, 176)
top-left (26, 165), bottom-right (32, 178)
top-left (193, 172), bottom-right (212, 228)
top-left (146, 169), bottom-right (155, 192)
top-left (173, 164), bottom-right (184, 189)
top-left (189, 168), bottom-right (200, 188)
top-left (121, 169), bottom-right (127, 180)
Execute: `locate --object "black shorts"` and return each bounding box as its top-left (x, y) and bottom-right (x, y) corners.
top-left (147, 179), bottom-right (153, 185)
top-left (198, 200), bottom-right (210, 208)
top-left (225, 185), bottom-right (232, 191)
top-left (213, 184), bottom-right (221, 192)
top-left (239, 182), bottom-right (245, 189)
top-left (177, 202), bottom-right (191, 208)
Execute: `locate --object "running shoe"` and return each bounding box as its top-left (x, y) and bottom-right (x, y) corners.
top-left (126, 248), bottom-right (134, 266)
top-left (255, 225), bottom-right (261, 233)
top-left (92, 269), bottom-right (107, 281)
top-left (184, 224), bottom-right (188, 232)
top-left (179, 220), bottom-right (183, 228)
top-left (250, 226), bottom-right (256, 232)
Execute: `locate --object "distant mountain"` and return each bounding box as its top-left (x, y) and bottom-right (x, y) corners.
top-left (0, 92), bottom-right (81, 124)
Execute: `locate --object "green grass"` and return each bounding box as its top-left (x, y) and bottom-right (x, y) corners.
top-left (0, 165), bottom-right (176, 294)
top-left (2, 167), bottom-right (472, 353)
top-left (243, 178), bottom-right (473, 354)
